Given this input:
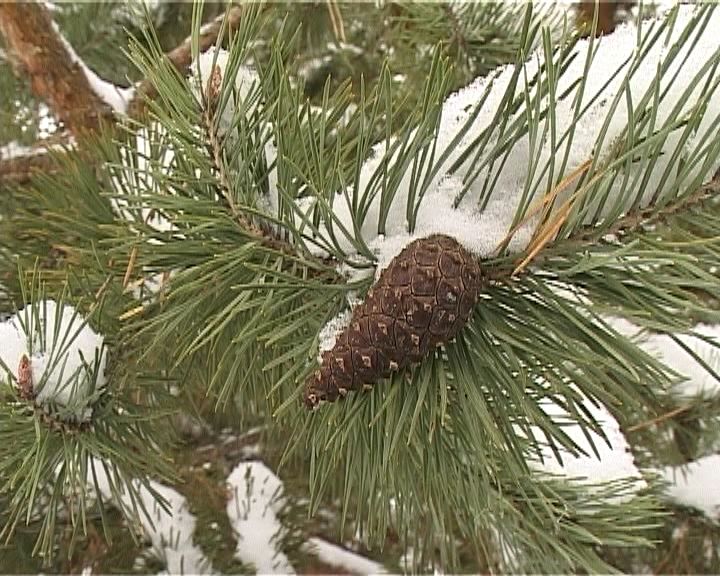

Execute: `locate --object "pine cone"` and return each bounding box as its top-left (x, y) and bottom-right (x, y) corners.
top-left (304, 234), bottom-right (483, 409)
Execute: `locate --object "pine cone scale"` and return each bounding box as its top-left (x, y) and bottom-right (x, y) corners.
top-left (305, 234), bottom-right (483, 409)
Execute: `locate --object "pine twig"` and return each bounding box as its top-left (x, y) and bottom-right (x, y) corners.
top-left (626, 404), bottom-right (691, 433)
top-left (0, 148), bottom-right (64, 187)
top-left (11, 354), bottom-right (92, 433)
top-left (484, 171), bottom-right (720, 282)
top-left (126, 5), bottom-right (246, 118)
top-left (570, 175), bottom-right (720, 247)
top-left (200, 66), bottom-right (307, 259)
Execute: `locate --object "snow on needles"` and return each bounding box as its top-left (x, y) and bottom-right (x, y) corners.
top-left (630, 322), bottom-right (720, 398)
top-left (92, 462), bottom-right (211, 575)
top-left (192, 48), bottom-right (262, 136)
top-left (660, 455), bottom-right (720, 521)
top-left (532, 319), bottom-right (720, 514)
top-left (290, 5), bottom-right (720, 272)
top-left (528, 394), bottom-right (646, 500)
top-left (192, 48), bottom-right (279, 201)
top-left (0, 300), bottom-right (107, 422)
top-left (626, 321), bottom-right (720, 522)
top-left (226, 461), bottom-right (294, 574)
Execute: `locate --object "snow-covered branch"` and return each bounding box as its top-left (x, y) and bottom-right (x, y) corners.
top-left (0, 1), bottom-right (114, 135)
top-left (283, 4), bottom-right (720, 275)
top-left (0, 3), bottom-right (247, 188)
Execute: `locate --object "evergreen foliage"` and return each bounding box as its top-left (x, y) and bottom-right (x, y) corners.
top-left (1, 1), bottom-right (720, 573)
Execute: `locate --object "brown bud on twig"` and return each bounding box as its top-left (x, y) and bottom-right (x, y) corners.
top-left (17, 354), bottom-right (35, 400)
top-left (304, 234), bottom-right (483, 409)
top-left (206, 65), bottom-right (223, 111)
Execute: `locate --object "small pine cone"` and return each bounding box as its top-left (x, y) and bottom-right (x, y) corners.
top-left (304, 234), bottom-right (483, 409)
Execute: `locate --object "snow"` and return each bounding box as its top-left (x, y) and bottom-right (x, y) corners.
top-left (226, 461), bottom-right (294, 574)
top-left (0, 139), bottom-right (69, 160)
top-left (317, 309), bottom-right (353, 356)
top-left (92, 462), bottom-right (211, 575)
top-left (634, 324), bottom-right (720, 523)
top-left (526, 319), bottom-right (719, 503)
top-left (111, 127), bottom-right (177, 234)
top-left (192, 48), bottom-right (279, 197)
top-left (0, 141), bottom-right (38, 160)
top-left (192, 49), bottom-right (267, 136)
top-left (634, 324), bottom-right (720, 398)
top-left (295, 4), bottom-right (720, 517)
top-left (37, 104), bottom-right (60, 138)
top-left (286, 5), bottom-right (720, 273)
top-left (54, 23), bottom-right (133, 115)
top-left (90, 456), bottom-right (387, 575)
top-left (304, 537), bottom-right (386, 575)
top-left (659, 455), bottom-right (720, 521)
top-left (528, 394), bottom-right (646, 498)
top-left (304, 4), bottom-right (720, 350)
top-left (0, 300), bottom-right (107, 422)
top-left (606, 318), bottom-right (720, 397)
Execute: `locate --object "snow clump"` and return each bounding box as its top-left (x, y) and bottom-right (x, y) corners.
top-left (0, 300), bottom-right (107, 422)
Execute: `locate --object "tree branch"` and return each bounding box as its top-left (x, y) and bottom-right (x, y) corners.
top-left (0, 1), bottom-right (113, 136)
top-left (127, 5), bottom-right (245, 118)
top-left (0, 5), bottom-right (246, 188)
top-left (0, 148), bottom-right (63, 187)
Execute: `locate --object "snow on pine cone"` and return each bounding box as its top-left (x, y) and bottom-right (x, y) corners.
top-left (304, 234), bottom-right (483, 409)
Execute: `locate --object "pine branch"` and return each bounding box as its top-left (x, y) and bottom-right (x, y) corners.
top-left (0, 1), bottom-right (113, 136)
top-left (200, 65), bottom-right (298, 258)
top-left (483, 168), bottom-right (720, 281)
top-left (0, 4), bottom-right (247, 188)
top-left (127, 5), bottom-right (246, 119)
top-left (560, 174), bottom-right (720, 259)
top-left (0, 148), bottom-right (63, 188)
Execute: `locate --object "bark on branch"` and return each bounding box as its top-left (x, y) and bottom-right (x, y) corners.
top-left (0, 1), bottom-right (114, 136)
top-left (0, 3), bottom-right (245, 187)
top-left (0, 150), bottom-right (62, 187)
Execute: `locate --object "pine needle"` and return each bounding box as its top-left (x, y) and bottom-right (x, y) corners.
top-left (495, 158), bottom-right (592, 257)
top-left (326, 0), bottom-right (346, 43)
top-left (122, 246), bottom-right (138, 289)
top-left (118, 305), bottom-right (145, 321)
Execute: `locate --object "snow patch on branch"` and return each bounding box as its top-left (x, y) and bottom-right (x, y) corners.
top-left (92, 463), bottom-right (211, 575)
top-left (628, 322), bottom-right (720, 398)
top-left (528, 395), bottom-right (645, 499)
top-left (0, 300), bottom-right (106, 422)
top-left (191, 48), bottom-right (263, 134)
top-left (226, 461), bottom-right (294, 574)
top-left (111, 126), bottom-right (177, 234)
top-left (660, 455), bottom-right (720, 521)
top-left (53, 23), bottom-right (134, 114)
top-left (0, 139), bottom-right (71, 160)
top-left (191, 47), bottom-right (279, 219)
top-left (303, 537), bottom-right (386, 574)
top-left (0, 141), bottom-right (38, 160)
top-left (292, 5), bottom-right (720, 272)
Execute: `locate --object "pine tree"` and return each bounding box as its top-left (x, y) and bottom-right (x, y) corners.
top-left (1, 1), bottom-right (720, 573)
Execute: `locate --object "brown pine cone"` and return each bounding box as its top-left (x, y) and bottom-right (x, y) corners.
top-left (304, 234), bottom-right (483, 409)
